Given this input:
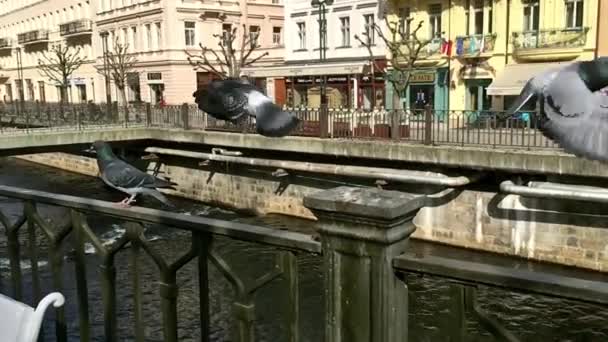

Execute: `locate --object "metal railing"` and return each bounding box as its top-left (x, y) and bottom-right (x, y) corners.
top-left (512, 27), bottom-right (589, 50)
top-left (0, 101), bottom-right (559, 150)
top-left (59, 19), bottom-right (93, 37)
top-left (0, 185), bottom-right (318, 342)
top-left (0, 37), bottom-right (12, 49)
top-left (1, 185), bottom-right (607, 341)
top-left (455, 33), bottom-right (497, 56)
top-left (17, 29), bottom-right (50, 44)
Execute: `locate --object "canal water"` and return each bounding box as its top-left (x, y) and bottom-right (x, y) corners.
top-left (0, 157), bottom-right (607, 341)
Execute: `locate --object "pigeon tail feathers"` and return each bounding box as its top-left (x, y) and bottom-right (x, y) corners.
top-left (254, 101), bottom-right (300, 137)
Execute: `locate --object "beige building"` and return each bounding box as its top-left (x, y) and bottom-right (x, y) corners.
top-left (0, 1), bottom-right (96, 103)
top-left (598, 0), bottom-right (608, 57)
top-left (0, 0), bottom-right (284, 105)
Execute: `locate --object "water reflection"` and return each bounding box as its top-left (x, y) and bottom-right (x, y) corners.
top-left (0, 157), bottom-right (607, 341)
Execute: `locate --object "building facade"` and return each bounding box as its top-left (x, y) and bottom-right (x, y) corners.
top-left (0, 0), bottom-right (284, 105)
top-left (385, 0), bottom-right (600, 115)
top-left (242, 0), bottom-right (387, 109)
top-left (598, 0), bottom-right (608, 57)
top-left (0, 1), bottom-right (96, 104)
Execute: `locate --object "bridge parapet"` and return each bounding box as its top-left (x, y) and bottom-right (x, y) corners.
top-left (1, 185), bottom-right (607, 341)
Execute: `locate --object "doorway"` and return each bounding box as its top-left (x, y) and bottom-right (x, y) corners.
top-left (150, 84), bottom-right (165, 104)
top-left (409, 84), bottom-right (434, 111)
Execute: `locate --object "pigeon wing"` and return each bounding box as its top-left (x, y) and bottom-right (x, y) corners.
top-left (541, 87), bottom-right (608, 161)
top-left (103, 159), bottom-right (173, 189)
top-left (245, 89), bottom-right (300, 137)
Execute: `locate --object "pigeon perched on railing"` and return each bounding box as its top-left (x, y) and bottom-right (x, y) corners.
top-left (86, 140), bottom-right (176, 207)
top-left (193, 78), bottom-right (300, 137)
top-left (506, 57), bottom-right (608, 162)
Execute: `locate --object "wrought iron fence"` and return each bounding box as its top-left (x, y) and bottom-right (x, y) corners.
top-left (1, 185), bottom-right (607, 341)
top-left (0, 185), bottom-right (318, 342)
top-left (0, 101), bottom-right (560, 150)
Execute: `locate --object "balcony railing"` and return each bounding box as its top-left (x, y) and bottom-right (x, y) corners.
top-left (512, 27), bottom-right (589, 50)
top-left (17, 29), bottom-right (50, 45)
top-left (455, 33), bottom-right (497, 56)
top-left (421, 37), bottom-right (444, 56)
top-left (0, 37), bottom-right (13, 49)
top-left (59, 19), bottom-right (93, 37)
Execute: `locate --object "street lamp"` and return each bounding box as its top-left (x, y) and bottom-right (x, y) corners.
top-left (311, 0), bottom-right (333, 138)
top-left (15, 47), bottom-right (24, 115)
top-left (100, 31), bottom-right (112, 117)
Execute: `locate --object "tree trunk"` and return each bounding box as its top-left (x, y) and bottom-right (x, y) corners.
top-left (119, 86), bottom-right (129, 123)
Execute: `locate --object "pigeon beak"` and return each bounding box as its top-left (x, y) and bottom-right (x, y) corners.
top-left (506, 81), bottom-right (538, 116)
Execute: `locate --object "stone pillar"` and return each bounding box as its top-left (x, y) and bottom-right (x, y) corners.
top-left (303, 186), bottom-right (426, 342)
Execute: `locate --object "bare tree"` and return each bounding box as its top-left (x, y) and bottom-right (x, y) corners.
top-left (38, 44), bottom-right (86, 107)
top-left (355, 15), bottom-right (431, 111)
top-left (98, 38), bottom-right (139, 107)
top-left (185, 18), bottom-right (269, 79)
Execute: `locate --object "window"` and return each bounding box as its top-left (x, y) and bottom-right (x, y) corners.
top-left (155, 22), bottom-right (162, 49)
top-left (473, 0), bottom-right (484, 34)
top-left (222, 23), bottom-right (232, 43)
top-left (184, 21), bottom-right (195, 46)
top-left (131, 26), bottom-right (137, 50)
top-left (146, 24), bottom-right (152, 50)
top-left (340, 17), bottom-right (350, 47)
top-left (523, 0), bottom-right (540, 31)
top-left (363, 14), bottom-right (375, 44)
top-left (4, 84), bottom-right (12, 102)
top-left (297, 22), bottom-right (306, 49)
top-left (249, 25), bottom-right (260, 48)
top-left (398, 7), bottom-right (410, 37)
top-left (77, 84), bottom-right (87, 103)
top-left (38, 81), bottom-right (45, 103)
top-left (565, 0), bottom-right (583, 28)
top-left (272, 26), bottom-right (282, 45)
top-left (122, 27), bottom-right (128, 46)
top-left (26, 79), bottom-right (34, 101)
top-left (272, 0), bottom-right (280, 3)
top-left (429, 4), bottom-right (442, 38)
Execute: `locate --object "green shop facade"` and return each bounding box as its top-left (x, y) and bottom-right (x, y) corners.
top-left (384, 68), bottom-right (450, 120)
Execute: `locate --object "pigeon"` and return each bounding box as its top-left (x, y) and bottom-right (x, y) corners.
top-left (193, 78), bottom-right (300, 137)
top-left (86, 141), bottom-right (177, 207)
top-left (506, 57), bottom-right (608, 162)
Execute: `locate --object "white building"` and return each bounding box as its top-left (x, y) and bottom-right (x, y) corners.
top-left (0, 0), bottom-right (285, 105)
top-left (242, 0), bottom-right (387, 109)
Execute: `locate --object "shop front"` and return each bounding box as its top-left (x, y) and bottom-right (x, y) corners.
top-left (385, 67), bottom-right (449, 116)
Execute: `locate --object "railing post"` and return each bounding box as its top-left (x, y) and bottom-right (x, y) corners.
top-left (424, 104), bottom-right (433, 145)
top-left (303, 186), bottom-right (426, 342)
top-left (181, 103), bottom-right (189, 130)
top-left (146, 102), bottom-right (152, 127)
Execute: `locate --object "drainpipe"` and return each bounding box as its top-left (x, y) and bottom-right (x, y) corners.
top-left (594, 0), bottom-right (601, 59)
top-left (500, 180), bottom-right (608, 203)
top-left (504, 0), bottom-right (511, 65)
top-left (144, 147), bottom-right (483, 187)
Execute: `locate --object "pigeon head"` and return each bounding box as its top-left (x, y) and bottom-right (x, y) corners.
top-left (89, 140), bottom-right (116, 160)
top-left (506, 68), bottom-right (560, 116)
top-left (578, 57), bottom-right (608, 92)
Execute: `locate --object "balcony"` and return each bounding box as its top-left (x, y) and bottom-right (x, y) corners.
top-left (512, 27), bottom-right (589, 62)
top-left (60, 19), bottom-right (93, 37)
top-left (410, 38), bottom-right (447, 67)
top-left (0, 37), bottom-right (13, 50)
top-left (17, 29), bottom-right (49, 45)
top-left (455, 34), bottom-right (497, 58)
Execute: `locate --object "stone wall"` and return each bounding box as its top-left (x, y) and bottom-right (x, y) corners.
top-left (17, 152), bottom-right (608, 273)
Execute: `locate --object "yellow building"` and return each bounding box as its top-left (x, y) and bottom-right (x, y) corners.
top-left (384, 0), bottom-right (599, 117)
top-left (598, 0), bottom-right (608, 57)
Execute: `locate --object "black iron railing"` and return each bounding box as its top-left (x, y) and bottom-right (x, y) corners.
top-left (0, 101), bottom-right (558, 150)
top-left (1, 185), bottom-right (607, 341)
top-left (0, 37), bottom-right (12, 49)
top-left (59, 19), bottom-right (93, 37)
top-left (17, 29), bottom-right (50, 44)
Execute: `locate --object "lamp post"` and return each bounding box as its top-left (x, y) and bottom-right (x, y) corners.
top-left (15, 47), bottom-right (24, 115)
top-left (100, 31), bottom-right (112, 118)
top-left (311, 0), bottom-right (333, 138)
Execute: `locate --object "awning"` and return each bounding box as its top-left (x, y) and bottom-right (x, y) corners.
top-left (241, 61), bottom-right (367, 78)
top-left (486, 62), bottom-right (572, 96)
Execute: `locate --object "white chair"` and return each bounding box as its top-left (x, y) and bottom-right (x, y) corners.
top-left (0, 292), bottom-right (65, 342)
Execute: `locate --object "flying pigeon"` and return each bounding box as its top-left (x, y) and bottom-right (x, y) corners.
top-left (193, 78), bottom-right (300, 137)
top-left (86, 141), bottom-right (177, 207)
top-left (506, 57), bottom-right (608, 162)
